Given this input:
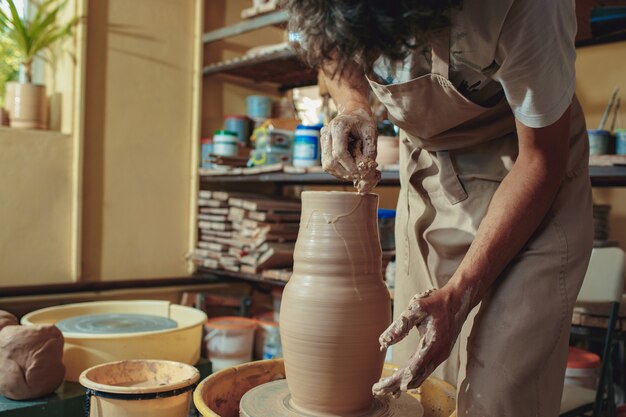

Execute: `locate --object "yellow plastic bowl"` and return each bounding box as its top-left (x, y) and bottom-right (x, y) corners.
top-left (21, 300), bottom-right (207, 381)
top-left (193, 359), bottom-right (456, 417)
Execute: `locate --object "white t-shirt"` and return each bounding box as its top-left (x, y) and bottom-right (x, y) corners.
top-left (372, 0), bottom-right (577, 128)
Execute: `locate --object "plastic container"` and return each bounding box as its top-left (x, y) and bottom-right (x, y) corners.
top-left (616, 128), bottom-right (626, 155)
top-left (204, 317), bottom-right (257, 372)
top-left (249, 147), bottom-right (292, 166)
top-left (200, 137), bottom-right (213, 169)
top-left (588, 129), bottom-right (612, 155)
top-left (79, 359), bottom-right (199, 417)
top-left (376, 135), bottom-right (400, 166)
top-left (565, 346), bottom-right (600, 390)
top-left (224, 115), bottom-right (251, 144)
top-left (246, 95), bottom-right (273, 119)
top-left (272, 287), bottom-right (283, 322)
top-left (293, 124), bottom-right (323, 167)
top-left (253, 312), bottom-right (282, 360)
top-left (254, 127), bottom-right (293, 149)
top-left (213, 130), bottom-right (238, 157)
top-left (378, 209), bottom-right (396, 251)
top-left (21, 300), bottom-right (207, 381)
top-left (193, 359), bottom-right (457, 417)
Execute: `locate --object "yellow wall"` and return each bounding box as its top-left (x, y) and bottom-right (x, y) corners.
top-left (81, 0), bottom-right (202, 281)
top-left (576, 41), bottom-right (626, 249)
top-left (0, 129), bottom-right (74, 286)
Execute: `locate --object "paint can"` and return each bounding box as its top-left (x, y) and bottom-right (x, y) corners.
top-left (253, 312), bottom-right (282, 360)
top-left (79, 359), bottom-right (199, 417)
top-left (200, 137), bottom-right (213, 168)
top-left (249, 147), bottom-right (292, 166)
top-left (213, 130), bottom-right (238, 157)
top-left (254, 128), bottom-right (293, 149)
top-left (293, 124), bottom-right (322, 167)
top-left (565, 347), bottom-right (599, 390)
top-left (224, 115), bottom-right (251, 144)
top-left (376, 135), bottom-right (400, 166)
top-left (246, 95), bottom-right (273, 119)
top-left (588, 129), bottom-right (612, 155)
top-left (377, 209), bottom-right (396, 251)
top-left (616, 128), bottom-right (626, 155)
top-left (204, 317), bottom-right (257, 371)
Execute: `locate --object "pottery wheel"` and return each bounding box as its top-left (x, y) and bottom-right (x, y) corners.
top-left (239, 380), bottom-right (424, 417)
top-left (55, 313), bottom-right (178, 334)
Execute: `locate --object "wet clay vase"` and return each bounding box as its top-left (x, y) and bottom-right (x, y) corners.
top-left (280, 191), bottom-right (391, 416)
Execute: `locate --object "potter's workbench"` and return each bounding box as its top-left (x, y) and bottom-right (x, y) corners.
top-left (0, 359), bottom-right (212, 417)
top-left (0, 383), bottom-right (84, 417)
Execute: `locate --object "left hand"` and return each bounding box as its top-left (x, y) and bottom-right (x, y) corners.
top-left (372, 286), bottom-right (471, 397)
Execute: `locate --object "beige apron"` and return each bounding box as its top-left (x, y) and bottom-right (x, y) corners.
top-left (367, 31), bottom-right (593, 416)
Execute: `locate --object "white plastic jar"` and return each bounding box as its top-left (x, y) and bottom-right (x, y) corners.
top-left (292, 124), bottom-right (323, 168)
top-left (213, 130), bottom-right (238, 157)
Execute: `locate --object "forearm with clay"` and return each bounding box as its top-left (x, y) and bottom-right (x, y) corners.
top-left (320, 60), bottom-right (380, 193)
top-left (373, 106), bottom-right (573, 396)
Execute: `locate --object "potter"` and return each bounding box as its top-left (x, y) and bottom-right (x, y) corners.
top-left (285, 1), bottom-right (593, 416)
top-left (0, 310), bottom-right (66, 400)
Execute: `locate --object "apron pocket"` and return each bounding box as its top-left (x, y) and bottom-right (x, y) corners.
top-left (407, 148), bottom-right (468, 204)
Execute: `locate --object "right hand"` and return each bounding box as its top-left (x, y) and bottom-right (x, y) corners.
top-left (320, 108), bottom-right (380, 193)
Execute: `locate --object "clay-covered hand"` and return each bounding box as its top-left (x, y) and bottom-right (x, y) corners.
top-left (320, 108), bottom-right (381, 193)
top-left (372, 287), bottom-right (470, 397)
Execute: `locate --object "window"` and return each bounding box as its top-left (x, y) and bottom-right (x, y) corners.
top-left (0, 0), bottom-right (25, 108)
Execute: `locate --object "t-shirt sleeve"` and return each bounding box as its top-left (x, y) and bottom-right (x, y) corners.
top-left (492, 0), bottom-right (577, 128)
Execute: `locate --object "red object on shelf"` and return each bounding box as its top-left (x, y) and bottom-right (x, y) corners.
top-left (201, 137), bottom-right (213, 144)
top-left (224, 114), bottom-right (250, 120)
top-left (567, 346), bottom-right (601, 369)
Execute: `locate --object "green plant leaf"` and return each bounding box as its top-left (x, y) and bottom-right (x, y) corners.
top-left (29, 0), bottom-right (68, 52)
top-left (0, 7), bottom-right (11, 31)
top-left (4, 0), bottom-right (30, 59)
top-left (0, 0), bottom-right (77, 65)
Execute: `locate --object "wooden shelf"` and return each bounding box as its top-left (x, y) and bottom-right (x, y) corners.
top-left (202, 46), bottom-right (316, 89)
top-left (196, 267), bottom-right (287, 287)
top-left (589, 165), bottom-right (626, 187)
top-left (200, 169), bottom-right (401, 186)
top-left (202, 10), bottom-right (288, 44)
top-left (199, 166), bottom-right (626, 187)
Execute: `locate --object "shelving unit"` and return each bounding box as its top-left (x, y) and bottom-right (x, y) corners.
top-left (202, 10), bottom-right (316, 90)
top-left (202, 10), bottom-right (288, 44)
top-left (200, 170), bottom-right (401, 186)
top-left (202, 46), bottom-right (317, 89)
top-left (197, 267), bottom-right (287, 287)
top-left (199, 166), bottom-right (626, 187)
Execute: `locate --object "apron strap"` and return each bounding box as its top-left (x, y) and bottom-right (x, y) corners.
top-left (431, 30), bottom-right (450, 79)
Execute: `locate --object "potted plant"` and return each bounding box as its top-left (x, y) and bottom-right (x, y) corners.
top-left (0, 0), bottom-right (77, 129)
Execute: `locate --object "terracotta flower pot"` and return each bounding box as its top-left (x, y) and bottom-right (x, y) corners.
top-left (0, 108), bottom-right (8, 126)
top-left (280, 191), bottom-right (391, 416)
top-left (6, 82), bottom-right (48, 130)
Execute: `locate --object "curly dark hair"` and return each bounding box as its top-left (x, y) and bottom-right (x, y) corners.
top-left (283, 0), bottom-right (463, 77)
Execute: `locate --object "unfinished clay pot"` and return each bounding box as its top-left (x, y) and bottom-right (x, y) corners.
top-left (280, 191), bottom-right (391, 416)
